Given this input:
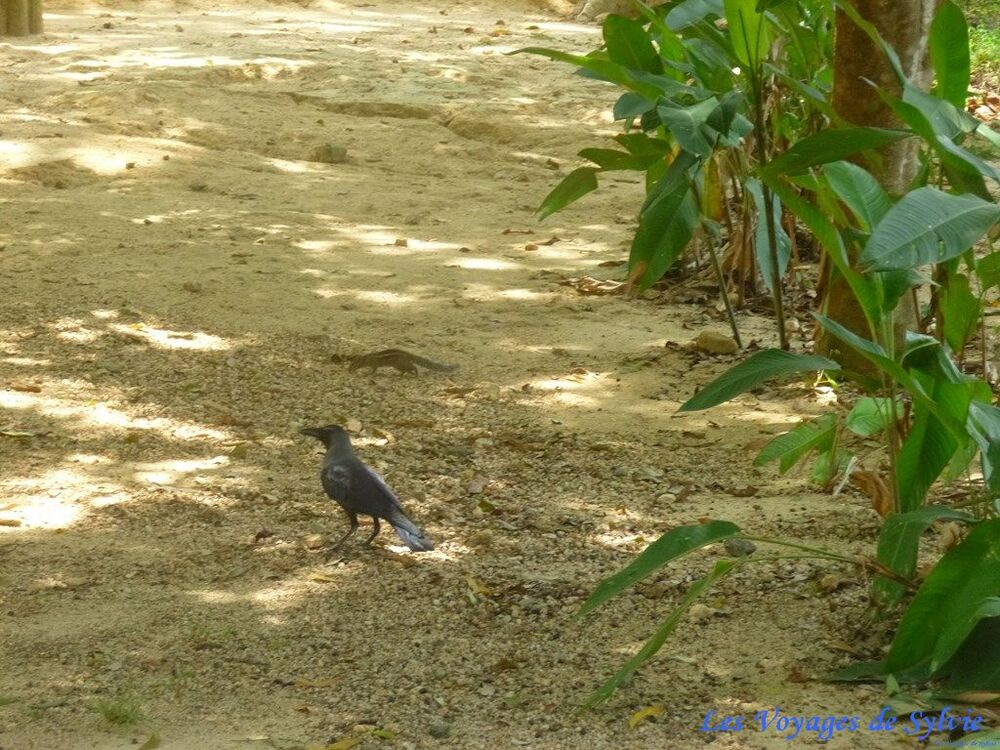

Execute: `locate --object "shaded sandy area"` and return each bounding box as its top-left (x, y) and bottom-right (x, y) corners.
top-left (0, 2), bottom-right (930, 748)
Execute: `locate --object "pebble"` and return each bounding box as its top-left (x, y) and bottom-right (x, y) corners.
top-left (694, 330), bottom-right (739, 355)
top-left (310, 143), bottom-right (349, 164)
top-left (428, 722), bottom-right (451, 739)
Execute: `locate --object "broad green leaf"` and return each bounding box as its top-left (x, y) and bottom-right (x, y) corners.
top-left (824, 161), bottom-right (891, 232)
top-left (886, 518), bottom-right (1000, 674)
top-left (872, 506), bottom-right (978, 610)
top-left (754, 413), bottom-right (836, 473)
top-left (845, 397), bottom-right (896, 437)
top-left (578, 148), bottom-right (642, 171)
top-left (930, 0), bottom-right (969, 107)
top-left (578, 521), bottom-right (740, 617)
top-left (745, 178), bottom-right (790, 295)
top-left (940, 272), bottom-right (981, 352)
top-left (614, 132), bottom-right (672, 161)
top-left (763, 128), bottom-right (911, 177)
top-left (934, 132), bottom-right (1000, 189)
top-left (657, 98), bottom-right (720, 157)
top-left (512, 48), bottom-right (663, 100)
top-left (604, 14), bottom-right (663, 74)
top-left (896, 379), bottom-right (971, 513)
top-left (976, 251), bottom-right (1000, 291)
top-left (613, 92), bottom-right (655, 121)
top-left (630, 188), bottom-right (697, 289)
top-left (633, 1), bottom-right (687, 72)
top-left (940, 614), bottom-right (1000, 691)
top-left (631, 153), bottom-right (700, 289)
top-left (536, 168), bottom-right (599, 220)
top-left (725, 0), bottom-right (769, 68)
top-left (679, 349), bottom-right (840, 411)
top-left (582, 560), bottom-right (736, 709)
top-left (967, 402), bottom-right (1000, 494)
top-left (666, 0), bottom-right (725, 30)
top-left (811, 444), bottom-right (848, 487)
top-left (859, 188), bottom-right (1000, 272)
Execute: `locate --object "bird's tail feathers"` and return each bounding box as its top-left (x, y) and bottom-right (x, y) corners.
top-left (386, 508), bottom-right (434, 552)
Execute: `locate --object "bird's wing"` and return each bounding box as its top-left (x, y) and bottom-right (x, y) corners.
top-left (320, 463), bottom-right (352, 502)
top-left (360, 464), bottom-right (400, 503)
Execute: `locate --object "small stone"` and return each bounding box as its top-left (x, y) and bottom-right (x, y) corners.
top-left (181, 281), bottom-right (203, 293)
top-left (310, 144), bottom-right (349, 164)
top-left (428, 722), bottom-right (451, 739)
top-left (785, 318), bottom-right (801, 333)
top-left (303, 534), bottom-right (327, 550)
top-left (693, 330), bottom-right (738, 355)
top-left (688, 603), bottom-right (721, 622)
top-left (724, 538), bottom-right (757, 557)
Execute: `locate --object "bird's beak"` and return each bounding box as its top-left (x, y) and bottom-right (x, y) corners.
top-left (299, 427), bottom-right (323, 439)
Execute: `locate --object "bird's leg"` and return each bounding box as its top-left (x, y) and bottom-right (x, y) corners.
top-left (325, 511), bottom-right (358, 559)
top-left (362, 517), bottom-right (381, 547)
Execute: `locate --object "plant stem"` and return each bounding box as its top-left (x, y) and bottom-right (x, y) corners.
top-left (748, 70), bottom-right (789, 350)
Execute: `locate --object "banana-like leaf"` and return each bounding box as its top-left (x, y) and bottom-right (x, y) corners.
top-left (823, 161), bottom-right (891, 233)
top-left (763, 127), bottom-right (911, 177)
top-left (754, 413), bottom-right (836, 473)
top-left (604, 14), bottom-right (663, 74)
top-left (725, 0), bottom-right (770, 68)
top-left (930, 0), bottom-right (969, 108)
top-left (680, 349), bottom-right (840, 411)
top-left (886, 518), bottom-right (1000, 674)
top-left (859, 188), bottom-right (1000, 272)
top-left (578, 521), bottom-right (740, 617)
top-left (940, 272), bottom-right (981, 352)
top-left (845, 397), bottom-right (896, 437)
top-left (872, 506), bottom-right (978, 610)
top-left (582, 559), bottom-right (737, 709)
top-left (536, 168), bottom-right (599, 220)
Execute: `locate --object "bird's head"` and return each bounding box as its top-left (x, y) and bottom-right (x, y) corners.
top-left (299, 424), bottom-right (350, 449)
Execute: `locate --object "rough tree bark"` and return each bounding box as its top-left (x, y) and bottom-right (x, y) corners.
top-left (817, 0), bottom-right (939, 372)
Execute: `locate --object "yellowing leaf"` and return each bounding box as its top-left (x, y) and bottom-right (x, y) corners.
top-left (309, 573), bottom-right (336, 583)
top-left (138, 734), bottom-right (161, 750)
top-left (465, 575), bottom-right (492, 597)
top-left (629, 704), bottom-right (664, 729)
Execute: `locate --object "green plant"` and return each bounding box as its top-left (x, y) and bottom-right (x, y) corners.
top-left (91, 691), bottom-right (143, 726)
top-left (569, 0), bottom-right (1000, 710)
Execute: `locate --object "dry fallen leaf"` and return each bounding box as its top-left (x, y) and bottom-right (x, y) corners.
top-left (851, 470), bottom-right (893, 517)
top-left (8, 382), bottom-right (41, 393)
top-left (309, 573), bottom-right (336, 583)
top-left (137, 734), bottom-right (161, 750)
top-left (0, 519), bottom-right (23, 527)
top-left (559, 276), bottom-right (624, 296)
top-left (465, 575), bottom-right (493, 597)
top-left (629, 704), bottom-right (664, 728)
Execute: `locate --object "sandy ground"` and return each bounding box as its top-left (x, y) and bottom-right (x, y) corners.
top-left (0, 2), bottom-right (944, 748)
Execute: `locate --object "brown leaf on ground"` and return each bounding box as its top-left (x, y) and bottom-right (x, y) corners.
top-left (850, 470), bottom-right (894, 517)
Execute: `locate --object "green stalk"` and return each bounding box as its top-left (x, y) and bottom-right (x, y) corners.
top-left (748, 67), bottom-right (789, 350)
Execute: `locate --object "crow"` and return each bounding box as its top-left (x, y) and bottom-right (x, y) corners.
top-left (299, 424), bottom-right (434, 554)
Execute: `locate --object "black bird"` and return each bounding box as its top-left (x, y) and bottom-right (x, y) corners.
top-left (299, 424), bottom-right (434, 553)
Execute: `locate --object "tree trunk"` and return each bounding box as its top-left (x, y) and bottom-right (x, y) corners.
top-left (817, 0), bottom-right (938, 371)
top-left (3, 0), bottom-right (42, 35)
top-left (29, 0), bottom-right (43, 34)
top-left (6, 0), bottom-right (30, 36)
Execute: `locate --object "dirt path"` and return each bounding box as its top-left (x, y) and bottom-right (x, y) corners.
top-left (0, 2), bottom-right (921, 748)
